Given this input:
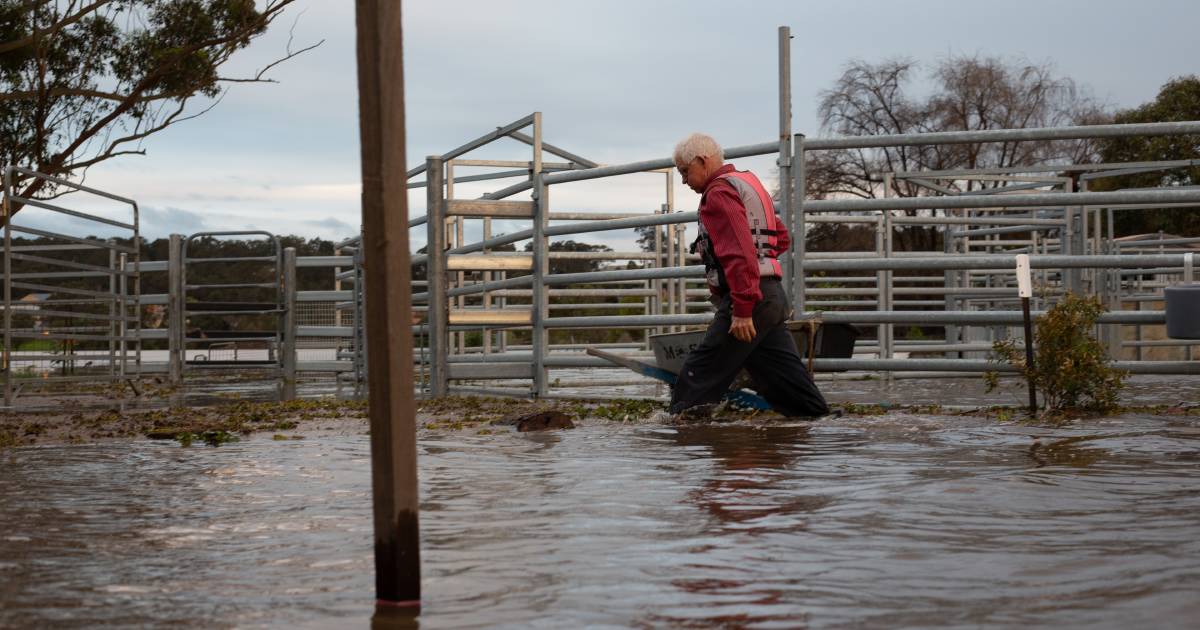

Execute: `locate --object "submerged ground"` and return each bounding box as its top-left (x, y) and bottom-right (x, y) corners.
top-left (2, 375), bottom-right (1199, 628)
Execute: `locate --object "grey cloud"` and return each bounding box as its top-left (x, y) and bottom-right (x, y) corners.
top-left (139, 206), bottom-right (209, 237)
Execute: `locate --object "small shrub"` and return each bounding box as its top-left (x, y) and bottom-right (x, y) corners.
top-left (986, 293), bottom-right (1127, 415)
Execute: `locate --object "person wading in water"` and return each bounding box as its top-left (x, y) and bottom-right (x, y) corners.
top-left (669, 133), bottom-right (829, 419)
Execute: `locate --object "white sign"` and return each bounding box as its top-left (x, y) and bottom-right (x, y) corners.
top-left (1016, 254), bottom-right (1033, 298)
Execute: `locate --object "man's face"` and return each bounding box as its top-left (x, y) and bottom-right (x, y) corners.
top-left (677, 155), bottom-right (711, 193)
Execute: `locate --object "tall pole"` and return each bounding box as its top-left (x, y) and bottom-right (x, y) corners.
top-left (281, 247), bottom-right (297, 401)
top-left (1016, 254), bottom-right (1037, 416)
top-left (425, 156), bottom-right (447, 396)
top-left (167, 233), bottom-right (183, 387)
top-left (777, 26), bottom-right (794, 305)
top-left (355, 0), bottom-right (421, 612)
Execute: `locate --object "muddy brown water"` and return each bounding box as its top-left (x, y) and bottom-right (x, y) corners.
top-left (3, 410), bottom-right (1200, 629)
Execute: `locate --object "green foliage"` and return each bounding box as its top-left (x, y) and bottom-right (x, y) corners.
top-left (987, 293), bottom-right (1127, 415)
top-left (175, 429), bottom-right (239, 447)
top-left (589, 399), bottom-right (665, 422)
top-left (1094, 76), bottom-right (1200, 236)
top-left (1, 1), bottom-right (309, 200)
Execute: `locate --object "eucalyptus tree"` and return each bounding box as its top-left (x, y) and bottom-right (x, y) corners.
top-left (0, 0), bottom-right (319, 210)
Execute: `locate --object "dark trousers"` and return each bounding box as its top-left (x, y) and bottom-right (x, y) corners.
top-left (669, 278), bottom-right (829, 417)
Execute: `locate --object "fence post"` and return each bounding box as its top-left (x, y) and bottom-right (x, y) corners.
top-left (356, 0), bottom-right (421, 610)
top-left (3, 170), bottom-right (12, 407)
top-left (167, 233), bottom-right (183, 387)
top-left (792, 133), bottom-right (806, 315)
top-left (119, 253), bottom-right (128, 381)
top-left (281, 247), bottom-right (297, 400)
top-left (777, 25), bottom-right (794, 304)
top-left (530, 112), bottom-right (548, 397)
top-left (425, 155), bottom-right (447, 396)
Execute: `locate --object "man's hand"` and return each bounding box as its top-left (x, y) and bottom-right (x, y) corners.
top-left (729, 315), bottom-right (756, 343)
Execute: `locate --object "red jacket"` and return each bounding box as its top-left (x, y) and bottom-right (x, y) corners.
top-left (699, 164), bottom-right (791, 318)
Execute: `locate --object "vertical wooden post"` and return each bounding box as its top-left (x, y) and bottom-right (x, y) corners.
top-left (355, 0), bottom-right (421, 611)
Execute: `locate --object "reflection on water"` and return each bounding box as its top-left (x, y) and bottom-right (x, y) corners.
top-left (2, 414), bottom-right (1200, 628)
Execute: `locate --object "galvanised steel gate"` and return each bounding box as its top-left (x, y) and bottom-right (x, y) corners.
top-left (1, 166), bottom-right (141, 406)
top-left (176, 231), bottom-right (285, 379)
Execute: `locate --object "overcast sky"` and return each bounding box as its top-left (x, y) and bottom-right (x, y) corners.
top-left (69, 0), bottom-right (1200, 249)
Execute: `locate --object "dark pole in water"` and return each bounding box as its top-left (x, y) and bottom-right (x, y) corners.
top-left (355, 0), bottom-right (421, 613)
top-left (1021, 295), bottom-right (1037, 415)
top-left (1016, 254), bottom-right (1037, 416)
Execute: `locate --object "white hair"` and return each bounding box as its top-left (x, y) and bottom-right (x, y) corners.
top-left (673, 133), bottom-right (724, 166)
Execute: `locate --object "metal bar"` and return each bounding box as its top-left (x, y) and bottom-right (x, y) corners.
top-left (778, 26), bottom-right (793, 304)
top-left (958, 180), bottom-right (1061, 196)
top-left (405, 112), bottom-right (535, 179)
top-left (167, 234), bottom-right (182, 386)
top-left (546, 265), bottom-right (705, 286)
top-left (7, 195), bottom-right (135, 230)
top-left (296, 256), bottom-right (355, 268)
top-left (9, 331), bottom-right (140, 341)
top-left (1079, 161), bottom-right (1200, 181)
top-left (7, 165), bottom-right (138, 205)
top-left (542, 141), bottom-right (777, 186)
top-left (1116, 236), bottom-right (1200, 248)
top-left (505, 129), bottom-right (600, 168)
top-left (890, 159), bottom-right (1200, 179)
top-left (531, 112), bottom-right (548, 397)
top-left (3, 169), bottom-right (11, 406)
top-left (8, 308), bottom-right (136, 323)
top-left (9, 281), bottom-right (120, 299)
top-left (6, 224), bottom-right (138, 254)
top-left (2, 352), bottom-right (123, 362)
top-left (445, 227), bottom-right (534, 256)
top-left (803, 253), bottom-right (1190, 272)
top-left (425, 156), bottom-right (448, 395)
top-left (804, 121), bottom-right (1200, 151)
top-left (948, 224), bottom-right (1061, 238)
top-left (1, 270), bottom-right (121, 280)
top-left (544, 211), bottom-right (697, 237)
top-left (10, 252), bottom-right (138, 275)
top-left (281, 248), bottom-right (297, 399)
top-left (185, 282), bottom-right (276, 290)
top-left (806, 188), bottom-right (1200, 213)
top-left (184, 256), bottom-right (277, 264)
top-left (813, 310), bottom-right (1163, 324)
top-left (412, 274), bottom-right (532, 301)
top-left (903, 177), bottom-right (959, 196)
top-left (480, 178), bottom-right (534, 201)
top-left (491, 288), bottom-right (658, 297)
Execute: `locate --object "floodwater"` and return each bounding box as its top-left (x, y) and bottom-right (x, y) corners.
top-left (4, 413), bottom-right (1200, 628)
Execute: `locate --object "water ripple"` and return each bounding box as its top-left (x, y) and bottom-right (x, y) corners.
top-left (1, 415), bottom-right (1199, 628)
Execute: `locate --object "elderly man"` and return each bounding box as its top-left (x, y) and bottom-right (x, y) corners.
top-left (670, 132), bottom-right (829, 418)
